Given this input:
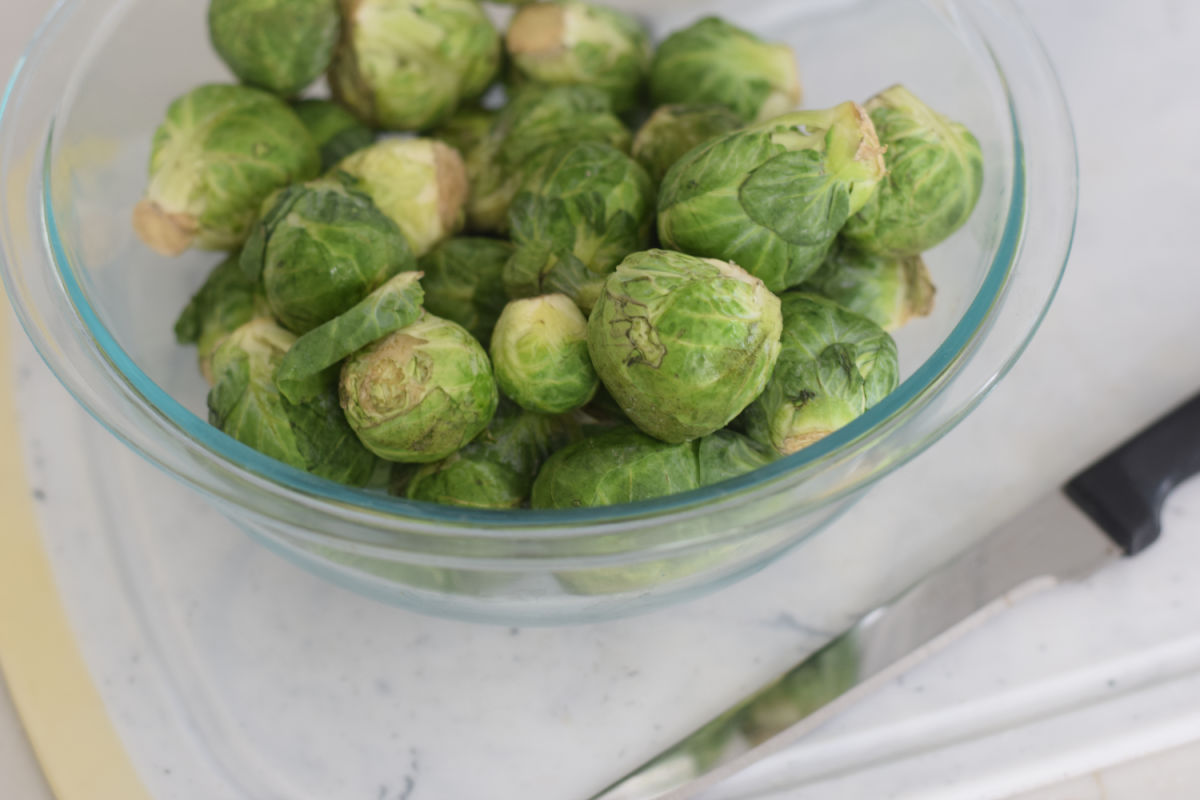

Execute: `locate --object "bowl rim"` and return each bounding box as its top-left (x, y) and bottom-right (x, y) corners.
top-left (0, 0), bottom-right (1077, 540)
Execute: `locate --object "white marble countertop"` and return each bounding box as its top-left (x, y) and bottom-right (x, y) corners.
top-left (7, 0), bottom-right (1200, 799)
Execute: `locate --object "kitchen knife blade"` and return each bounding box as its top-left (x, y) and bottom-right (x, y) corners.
top-left (590, 391), bottom-right (1200, 800)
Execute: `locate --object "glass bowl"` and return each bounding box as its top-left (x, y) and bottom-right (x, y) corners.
top-left (0, 0), bottom-right (1076, 624)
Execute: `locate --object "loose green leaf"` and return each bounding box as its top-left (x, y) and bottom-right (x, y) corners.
top-left (275, 271), bottom-right (425, 403)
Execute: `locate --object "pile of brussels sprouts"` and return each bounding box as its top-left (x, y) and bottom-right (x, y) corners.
top-left (142, 0), bottom-right (983, 511)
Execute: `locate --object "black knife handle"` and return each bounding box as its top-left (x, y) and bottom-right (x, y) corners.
top-left (1065, 392), bottom-right (1200, 556)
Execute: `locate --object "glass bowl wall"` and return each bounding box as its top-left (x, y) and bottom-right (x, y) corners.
top-left (0, 0), bottom-right (1076, 624)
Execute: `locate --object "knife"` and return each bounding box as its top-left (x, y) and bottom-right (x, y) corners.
top-left (590, 390), bottom-right (1200, 800)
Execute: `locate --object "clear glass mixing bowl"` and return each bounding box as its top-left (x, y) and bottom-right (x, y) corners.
top-left (0, 0), bottom-right (1076, 624)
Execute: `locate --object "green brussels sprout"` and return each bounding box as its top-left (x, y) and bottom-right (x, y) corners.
top-left (696, 429), bottom-right (778, 487)
top-left (587, 250), bottom-right (783, 444)
top-left (208, 0), bottom-right (340, 96)
top-left (461, 86), bottom-right (632, 233)
top-left (335, 138), bottom-right (468, 256)
top-left (207, 318), bottom-right (378, 485)
top-left (743, 293), bottom-right (900, 456)
top-left (491, 294), bottom-right (597, 414)
top-left (240, 175), bottom-right (416, 334)
top-left (328, 0), bottom-right (501, 131)
top-left (505, 1), bottom-right (652, 113)
top-left (531, 426), bottom-right (700, 508)
top-left (801, 244), bottom-right (935, 332)
top-left (632, 103), bottom-right (744, 183)
top-left (340, 313), bottom-right (499, 462)
top-left (274, 271), bottom-right (425, 403)
top-left (657, 101), bottom-right (887, 293)
top-left (503, 141), bottom-right (654, 311)
top-left (133, 84), bottom-right (320, 255)
top-left (842, 85), bottom-right (985, 256)
top-left (174, 252), bottom-right (273, 384)
top-left (398, 401), bottom-right (572, 508)
top-left (418, 236), bottom-right (515, 345)
top-left (650, 17), bottom-right (802, 123)
top-left (291, 98), bottom-right (375, 169)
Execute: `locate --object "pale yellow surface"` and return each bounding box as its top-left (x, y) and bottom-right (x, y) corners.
top-left (0, 307), bottom-right (151, 800)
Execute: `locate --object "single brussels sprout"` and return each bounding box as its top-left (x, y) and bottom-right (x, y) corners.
top-left (240, 175), bottom-right (415, 334)
top-left (462, 86), bottom-right (632, 233)
top-left (291, 99), bottom-right (375, 169)
top-left (274, 271), bottom-right (425, 403)
top-left (632, 104), bottom-right (744, 183)
top-left (335, 138), bottom-right (468, 257)
top-left (587, 250), bottom-right (783, 444)
top-left (340, 313), bottom-right (499, 462)
top-left (328, 0), bottom-right (501, 131)
top-left (418, 236), bottom-right (515, 345)
top-left (399, 401), bottom-right (572, 508)
top-left (842, 85), bottom-right (985, 257)
top-left (531, 426), bottom-right (700, 508)
top-left (208, 0), bottom-right (340, 96)
top-left (743, 293), bottom-right (899, 456)
top-left (657, 101), bottom-right (887, 293)
top-left (650, 17), bottom-right (802, 123)
top-left (696, 429), bottom-right (778, 487)
top-left (175, 252), bottom-right (273, 384)
top-left (133, 84), bottom-right (320, 256)
top-left (801, 244), bottom-right (935, 331)
top-left (207, 318), bottom-right (378, 485)
top-left (505, 1), bottom-right (652, 113)
top-left (491, 294), bottom-right (597, 414)
top-left (503, 141), bottom-right (654, 310)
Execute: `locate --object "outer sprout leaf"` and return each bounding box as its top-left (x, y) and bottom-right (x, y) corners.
top-left (275, 271), bottom-right (424, 403)
top-left (740, 149), bottom-right (853, 246)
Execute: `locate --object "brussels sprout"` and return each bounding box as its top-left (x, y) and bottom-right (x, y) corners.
top-left (275, 271), bottom-right (425, 402)
top-left (461, 86), bottom-right (632, 233)
top-left (291, 99), bottom-right (375, 169)
top-left (696, 429), bottom-right (778, 487)
top-left (505, 1), bottom-right (652, 113)
top-left (208, 0), bottom-right (340, 96)
top-left (240, 175), bottom-right (415, 334)
top-left (207, 318), bottom-right (378, 485)
top-left (175, 252), bottom-right (272, 384)
top-left (491, 294), bottom-right (597, 414)
top-left (503, 141), bottom-right (654, 310)
top-left (418, 236), bottom-right (515, 345)
top-left (587, 250), bottom-right (783, 443)
top-left (657, 101), bottom-right (887, 293)
top-left (801, 244), bottom-right (935, 332)
top-left (340, 313), bottom-right (499, 462)
top-left (531, 426), bottom-right (700, 508)
top-left (743, 293), bottom-right (899, 456)
top-left (399, 401), bottom-right (572, 508)
top-left (328, 0), bottom-right (501, 131)
top-left (335, 138), bottom-right (468, 256)
top-left (133, 84), bottom-right (320, 255)
top-left (650, 17), bottom-right (802, 123)
top-left (632, 103), bottom-right (744, 183)
top-left (842, 85), bottom-right (984, 257)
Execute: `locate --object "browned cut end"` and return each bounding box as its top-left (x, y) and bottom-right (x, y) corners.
top-left (132, 200), bottom-right (196, 256)
top-left (506, 4), bottom-right (567, 56)
top-left (905, 255), bottom-right (937, 321)
top-left (781, 429), bottom-right (830, 456)
top-left (850, 102), bottom-right (888, 174)
top-left (432, 142), bottom-right (469, 233)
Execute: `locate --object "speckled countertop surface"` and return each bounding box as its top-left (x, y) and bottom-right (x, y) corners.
top-left (6, 1), bottom-right (1200, 799)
